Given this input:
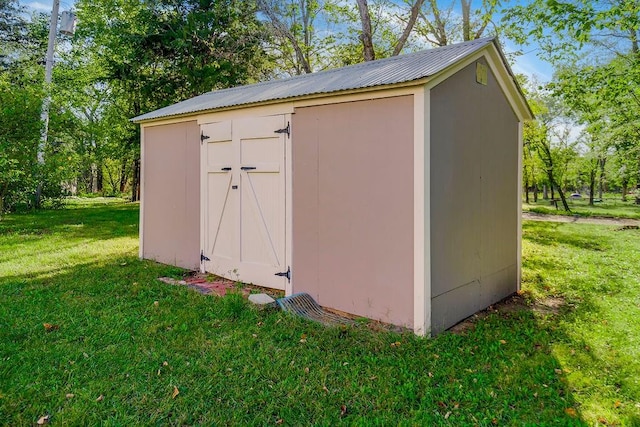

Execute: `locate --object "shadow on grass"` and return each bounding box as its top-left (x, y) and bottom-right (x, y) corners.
top-left (521, 220), bottom-right (640, 425)
top-left (0, 253), bottom-right (586, 425)
top-left (523, 221), bottom-right (612, 251)
top-left (4, 205), bottom-right (633, 424)
top-left (0, 203), bottom-right (138, 241)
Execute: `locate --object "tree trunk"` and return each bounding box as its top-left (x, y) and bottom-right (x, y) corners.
top-left (588, 168), bottom-right (595, 206)
top-left (523, 170), bottom-right (530, 204)
top-left (356, 0), bottom-right (375, 61)
top-left (392, 0), bottom-right (426, 56)
top-left (96, 162), bottom-right (103, 193)
top-left (257, 0), bottom-right (312, 74)
top-left (119, 158), bottom-right (129, 193)
top-left (556, 184), bottom-right (571, 212)
top-left (533, 184), bottom-right (538, 202)
top-left (131, 157), bottom-right (140, 202)
top-left (461, 0), bottom-right (471, 41)
top-left (545, 171), bottom-right (555, 200)
top-left (543, 184), bottom-right (548, 200)
top-left (622, 179), bottom-right (628, 202)
top-left (598, 157), bottom-right (605, 200)
top-left (637, 154), bottom-right (640, 205)
top-left (89, 165), bottom-right (96, 193)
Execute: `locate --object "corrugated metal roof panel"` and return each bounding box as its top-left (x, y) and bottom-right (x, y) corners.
top-left (133, 37), bottom-right (495, 122)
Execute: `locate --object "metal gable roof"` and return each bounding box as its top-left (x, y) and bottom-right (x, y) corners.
top-left (133, 37), bottom-right (498, 123)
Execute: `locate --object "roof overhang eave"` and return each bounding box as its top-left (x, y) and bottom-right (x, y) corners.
top-left (131, 77), bottom-right (432, 125)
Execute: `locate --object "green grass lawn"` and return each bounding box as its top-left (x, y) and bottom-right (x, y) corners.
top-left (1, 201), bottom-right (639, 425)
top-left (524, 195), bottom-right (640, 219)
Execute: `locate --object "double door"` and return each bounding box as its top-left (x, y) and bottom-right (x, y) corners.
top-left (201, 115), bottom-right (289, 289)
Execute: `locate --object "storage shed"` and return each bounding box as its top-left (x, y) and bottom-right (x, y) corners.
top-left (133, 37), bottom-right (533, 335)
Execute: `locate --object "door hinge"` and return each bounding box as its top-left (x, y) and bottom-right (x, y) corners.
top-left (275, 266), bottom-right (291, 282)
top-left (274, 122), bottom-right (290, 138)
top-left (200, 250), bottom-right (210, 262)
top-left (200, 132), bottom-right (210, 143)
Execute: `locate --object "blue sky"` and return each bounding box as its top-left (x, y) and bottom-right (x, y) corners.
top-left (21, 0), bottom-right (555, 83)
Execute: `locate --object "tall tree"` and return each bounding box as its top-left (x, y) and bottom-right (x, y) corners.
top-left (76, 0), bottom-right (273, 201)
top-left (0, 71), bottom-right (42, 214)
top-left (0, 4), bottom-right (68, 213)
top-left (257, 0), bottom-right (347, 74)
top-left (355, 0), bottom-right (425, 61)
top-left (415, 0), bottom-right (501, 47)
top-left (523, 84), bottom-right (577, 212)
top-left (504, 0), bottom-right (640, 202)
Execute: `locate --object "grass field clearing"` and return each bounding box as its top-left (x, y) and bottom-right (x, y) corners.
top-left (1, 200), bottom-right (639, 425)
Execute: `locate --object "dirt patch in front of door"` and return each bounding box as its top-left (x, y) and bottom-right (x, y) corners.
top-left (158, 272), bottom-right (284, 299)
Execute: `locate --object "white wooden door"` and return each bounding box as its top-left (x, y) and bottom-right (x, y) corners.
top-left (201, 115), bottom-right (288, 290)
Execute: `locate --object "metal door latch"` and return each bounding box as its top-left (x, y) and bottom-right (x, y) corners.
top-left (200, 250), bottom-right (210, 262)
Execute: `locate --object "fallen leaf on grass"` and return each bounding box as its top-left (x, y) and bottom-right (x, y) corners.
top-left (172, 386), bottom-right (179, 399)
top-left (614, 400), bottom-right (621, 408)
top-left (598, 417), bottom-right (609, 425)
top-left (65, 393), bottom-right (74, 399)
top-left (322, 385), bottom-right (329, 393)
top-left (96, 395), bottom-right (104, 402)
top-left (555, 369), bottom-right (563, 375)
top-left (444, 411), bottom-right (451, 419)
top-left (276, 419), bottom-right (284, 424)
top-left (565, 407), bottom-right (577, 417)
top-left (299, 334), bottom-right (307, 343)
top-left (499, 340), bottom-right (507, 344)
top-left (37, 415), bottom-right (50, 425)
top-left (390, 341), bottom-right (401, 348)
top-left (153, 301), bottom-right (159, 307)
top-left (43, 323), bottom-right (59, 332)
top-left (340, 405), bottom-right (348, 417)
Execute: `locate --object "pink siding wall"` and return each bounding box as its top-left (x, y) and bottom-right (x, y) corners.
top-left (292, 96), bottom-right (415, 327)
top-left (142, 121), bottom-right (200, 269)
